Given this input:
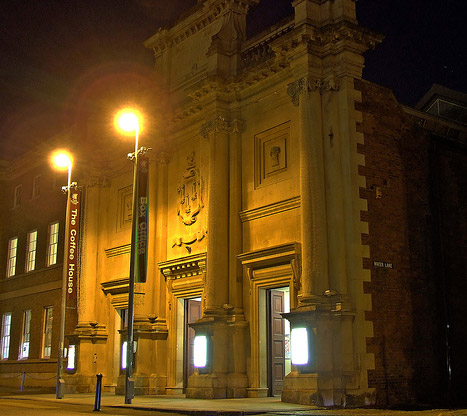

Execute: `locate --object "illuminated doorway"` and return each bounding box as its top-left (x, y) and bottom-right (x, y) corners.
top-left (264, 286), bottom-right (290, 396)
top-left (183, 297), bottom-right (201, 391)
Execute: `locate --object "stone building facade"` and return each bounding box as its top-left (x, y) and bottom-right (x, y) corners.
top-left (1, 0), bottom-right (466, 408)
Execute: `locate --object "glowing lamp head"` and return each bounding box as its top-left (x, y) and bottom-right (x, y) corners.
top-left (114, 108), bottom-right (142, 135)
top-left (51, 150), bottom-right (73, 170)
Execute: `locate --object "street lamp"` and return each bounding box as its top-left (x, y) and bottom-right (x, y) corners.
top-left (114, 107), bottom-right (149, 404)
top-left (50, 150), bottom-right (76, 399)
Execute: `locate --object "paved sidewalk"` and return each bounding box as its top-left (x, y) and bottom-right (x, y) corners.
top-left (1, 392), bottom-right (466, 416)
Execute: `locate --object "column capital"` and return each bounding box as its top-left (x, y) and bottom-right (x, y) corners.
top-left (200, 116), bottom-right (244, 139)
top-left (287, 76), bottom-right (340, 106)
top-left (155, 151), bottom-right (170, 165)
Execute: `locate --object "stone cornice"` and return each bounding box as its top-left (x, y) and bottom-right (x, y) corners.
top-left (239, 196), bottom-right (301, 223)
top-left (104, 244), bottom-right (131, 258)
top-left (145, 0), bottom-right (260, 56)
top-left (158, 252), bottom-right (207, 280)
top-left (238, 242), bottom-right (301, 290)
top-left (100, 277), bottom-right (129, 295)
top-left (273, 20), bottom-right (383, 59)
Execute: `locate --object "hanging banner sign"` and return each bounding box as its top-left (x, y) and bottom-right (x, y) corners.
top-left (66, 188), bottom-right (80, 300)
top-left (136, 155), bottom-right (149, 283)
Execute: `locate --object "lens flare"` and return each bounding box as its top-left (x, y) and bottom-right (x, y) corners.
top-left (51, 150), bottom-right (73, 170)
top-left (114, 108), bottom-right (142, 135)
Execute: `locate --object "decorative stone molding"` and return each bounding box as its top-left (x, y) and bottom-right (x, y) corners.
top-left (100, 278), bottom-right (135, 309)
top-left (276, 21), bottom-right (383, 59)
top-left (100, 278), bottom-right (129, 295)
top-left (158, 252), bottom-right (207, 281)
top-left (145, 0), bottom-right (259, 57)
top-left (239, 196), bottom-right (300, 222)
top-left (104, 244), bottom-right (130, 258)
top-left (69, 322), bottom-right (108, 344)
top-left (238, 242), bottom-right (301, 290)
top-left (287, 76), bottom-right (340, 106)
top-left (240, 18), bottom-right (294, 71)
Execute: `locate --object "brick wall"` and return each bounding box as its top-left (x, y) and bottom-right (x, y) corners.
top-left (355, 79), bottom-right (446, 407)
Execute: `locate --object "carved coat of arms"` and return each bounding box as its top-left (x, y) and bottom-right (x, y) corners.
top-left (177, 152), bottom-right (203, 226)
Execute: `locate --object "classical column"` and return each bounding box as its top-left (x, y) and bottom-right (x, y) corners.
top-left (287, 77), bottom-right (332, 304)
top-left (200, 117), bottom-right (230, 313)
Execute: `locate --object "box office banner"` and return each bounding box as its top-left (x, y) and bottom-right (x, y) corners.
top-left (136, 155), bottom-right (148, 283)
top-left (66, 188), bottom-right (80, 301)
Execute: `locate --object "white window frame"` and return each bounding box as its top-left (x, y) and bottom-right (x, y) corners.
top-left (6, 237), bottom-right (18, 277)
top-left (19, 309), bottom-right (32, 359)
top-left (32, 175), bottom-right (41, 199)
top-left (47, 222), bottom-right (60, 267)
top-left (25, 230), bottom-right (38, 273)
top-left (13, 184), bottom-right (22, 208)
top-left (42, 306), bottom-right (53, 358)
top-left (1, 312), bottom-right (12, 360)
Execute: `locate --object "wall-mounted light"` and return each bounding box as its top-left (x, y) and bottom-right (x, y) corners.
top-left (121, 341), bottom-right (128, 369)
top-left (193, 335), bottom-right (207, 368)
top-left (121, 341), bottom-right (137, 370)
top-left (66, 345), bottom-right (76, 370)
top-left (291, 327), bottom-right (309, 365)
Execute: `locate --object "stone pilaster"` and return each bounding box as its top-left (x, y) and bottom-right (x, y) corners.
top-left (186, 117), bottom-right (248, 399)
top-left (287, 77), bottom-right (332, 305)
top-left (200, 116), bottom-right (231, 314)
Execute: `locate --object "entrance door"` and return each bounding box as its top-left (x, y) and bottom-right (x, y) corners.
top-left (184, 298), bottom-right (201, 390)
top-left (268, 289), bottom-right (285, 396)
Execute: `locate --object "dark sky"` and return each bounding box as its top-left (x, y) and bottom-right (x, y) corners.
top-left (1, 0), bottom-right (466, 160)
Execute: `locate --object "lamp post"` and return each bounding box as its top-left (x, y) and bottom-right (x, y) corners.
top-left (51, 150), bottom-right (76, 399)
top-left (114, 108), bottom-right (149, 404)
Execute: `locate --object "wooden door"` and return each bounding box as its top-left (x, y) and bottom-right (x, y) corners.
top-left (184, 298), bottom-right (201, 389)
top-left (268, 290), bottom-right (285, 396)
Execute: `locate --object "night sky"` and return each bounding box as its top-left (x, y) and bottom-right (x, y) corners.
top-left (1, 0), bottom-right (466, 160)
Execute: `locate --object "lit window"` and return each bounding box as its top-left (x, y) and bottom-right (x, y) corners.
top-left (1, 313), bottom-right (12, 360)
top-left (291, 327), bottom-right (309, 365)
top-left (67, 345), bottom-right (76, 370)
top-left (6, 237), bottom-right (18, 277)
top-left (193, 335), bottom-right (207, 368)
top-left (32, 175), bottom-right (41, 199)
top-left (19, 310), bottom-right (31, 359)
top-left (25, 230), bottom-right (38, 272)
top-left (42, 307), bottom-right (53, 358)
top-left (13, 184), bottom-right (22, 208)
top-left (47, 222), bottom-right (59, 266)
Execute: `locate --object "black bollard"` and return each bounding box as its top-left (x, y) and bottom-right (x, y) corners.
top-left (93, 373), bottom-right (103, 411)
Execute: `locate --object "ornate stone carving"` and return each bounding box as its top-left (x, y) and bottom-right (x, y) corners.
top-left (287, 76), bottom-right (340, 106)
top-left (200, 116), bottom-right (229, 139)
top-left (173, 152), bottom-right (206, 251)
top-left (177, 152), bottom-right (204, 226)
top-left (200, 116), bottom-right (244, 139)
top-left (86, 176), bottom-right (111, 188)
